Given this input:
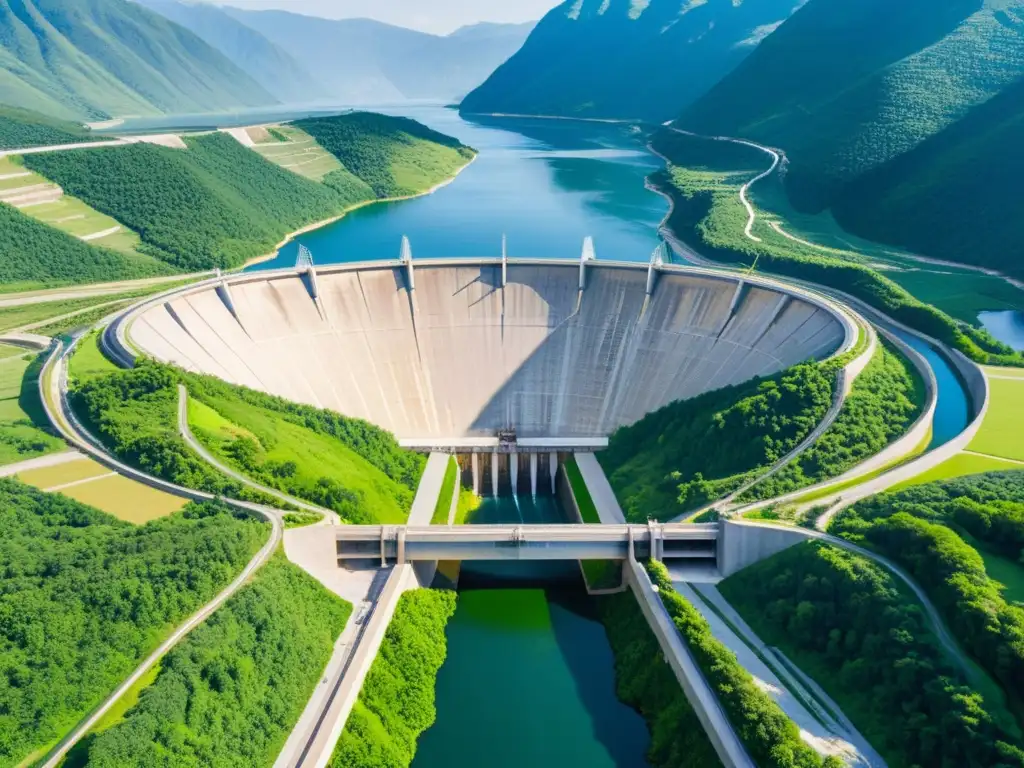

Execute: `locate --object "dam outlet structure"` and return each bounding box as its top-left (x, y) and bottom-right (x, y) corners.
top-left (109, 255), bottom-right (855, 447)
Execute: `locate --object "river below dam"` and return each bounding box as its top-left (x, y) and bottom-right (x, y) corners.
top-left (413, 491), bottom-right (651, 768)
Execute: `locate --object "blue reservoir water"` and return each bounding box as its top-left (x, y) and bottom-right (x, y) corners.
top-left (248, 108), bottom-right (668, 270)
top-left (979, 310), bottom-right (1024, 352)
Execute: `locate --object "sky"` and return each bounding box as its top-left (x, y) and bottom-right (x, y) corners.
top-left (205, 0), bottom-right (563, 34)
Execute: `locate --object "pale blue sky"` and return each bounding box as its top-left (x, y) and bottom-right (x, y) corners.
top-left (206, 0), bottom-right (562, 34)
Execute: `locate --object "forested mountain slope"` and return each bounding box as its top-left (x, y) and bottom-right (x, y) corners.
top-left (133, 0), bottom-right (325, 104)
top-left (0, 0), bottom-right (276, 120)
top-left (832, 75), bottom-right (1024, 280)
top-left (221, 8), bottom-right (533, 102)
top-left (679, 0), bottom-right (1024, 213)
top-left (460, 0), bottom-right (802, 121)
top-left (0, 104), bottom-right (98, 149)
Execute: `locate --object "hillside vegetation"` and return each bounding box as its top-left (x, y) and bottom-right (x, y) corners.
top-left (646, 561), bottom-right (841, 768)
top-left (721, 541), bottom-right (1024, 767)
top-left (743, 340), bottom-right (925, 500)
top-left (679, 0), bottom-right (1024, 213)
top-left (597, 592), bottom-right (721, 767)
top-left (331, 589), bottom-right (456, 768)
top-left (22, 115), bottom-right (474, 274)
top-left (185, 371), bottom-right (424, 524)
top-left (83, 552), bottom-right (350, 767)
top-left (0, 481), bottom-right (268, 767)
top-left (650, 129), bottom-right (1023, 367)
top-left (830, 471), bottom-right (1024, 729)
top-left (295, 112), bottom-right (475, 198)
top-left (0, 105), bottom-right (98, 150)
top-left (833, 75), bottom-right (1024, 281)
top-left (599, 362), bottom-right (835, 521)
top-left (0, 0), bottom-right (274, 120)
top-left (0, 203), bottom-right (172, 290)
top-left (461, 0), bottom-right (800, 121)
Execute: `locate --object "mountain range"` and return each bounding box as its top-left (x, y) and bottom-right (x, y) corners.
top-left (460, 0), bottom-right (805, 121)
top-left (0, 0), bottom-right (535, 120)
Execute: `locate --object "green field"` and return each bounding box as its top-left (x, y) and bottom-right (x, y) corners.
top-left (892, 452), bottom-right (1023, 490)
top-left (0, 352), bottom-right (63, 466)
top-left (68, 331), bottom-right (121, 385)
top-left (969, 377), bottom-right (1024, 462)
top-left (0, 344), bottom-right (28, 360)
top-left (453, 487), bottom-right (482, 524)
top-left (251, 124), bottom-right (344, 181)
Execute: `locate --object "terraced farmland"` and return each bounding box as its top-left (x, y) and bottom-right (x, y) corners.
top-left (250, 124), bottom-right (344, 181)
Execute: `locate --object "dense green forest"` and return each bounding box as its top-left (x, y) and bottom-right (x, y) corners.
top-left (84, 551), bottom-right (350, 767)
top-left (0, 480), bottom-right (268, 767)
top-left (460, 0), bottom-right (800, 121)
top-left (599, 361), bottom-right (834, 521)
top-left (830, 471), bottom-right (1024, 730)
top-left (0, 203), bottom-right (172, 290)
top-left (24, 134), bottom-right (344, 271)
top-left (296, 112), bottom-right (475, 198)
top-left (185, 370), bottom-right (424, 524)
top-left (597, 591), bottom-right (721, 767)
top-left (720, 541), bottom-right (1024, 767)
top-left (646, 561), bottom-right (840, 768)
top-left (20, 115), bottom-right (473, 276)
top-left (742, 340), bottom-right (924, 499)
top-left (331, 588), bottom-right (456, 768)
top-left (0, 106), bottom-right (100, 149)
top-left (650, 129), bottom-right (1023, 367)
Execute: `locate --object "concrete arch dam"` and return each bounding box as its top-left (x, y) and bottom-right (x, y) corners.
top-left (123, 259), bottom-right (849, 439)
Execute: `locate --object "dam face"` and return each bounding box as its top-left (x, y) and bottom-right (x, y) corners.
top-left (126, 260), bottom-right (847, 440)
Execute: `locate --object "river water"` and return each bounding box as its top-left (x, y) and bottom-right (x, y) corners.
top-left (413, 491), bottom-right (651, 768)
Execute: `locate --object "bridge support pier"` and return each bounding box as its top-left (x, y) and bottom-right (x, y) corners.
top-left (510, 451), bottom-right (519, 495)
top-left (491, 452), bottom-right (499, 498)
top-left (549, 452), bottom-right (558, 495)
top-left (471, 453), bottom-right (479, 496)
top-left (530, 452), bottom-right (538, 499)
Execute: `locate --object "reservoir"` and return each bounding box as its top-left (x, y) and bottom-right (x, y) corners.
top-left (412, 488), bottom-right (651, 768)
top-left (249, 108), bottom-right (668, 269)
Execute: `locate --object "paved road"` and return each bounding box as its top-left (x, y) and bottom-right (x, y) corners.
top-left (176, 384), bottom-right (339, 524)
top-left (37, 339), bottom-right (283, 768)
top-left (0, 449), bottom-right (82, 477)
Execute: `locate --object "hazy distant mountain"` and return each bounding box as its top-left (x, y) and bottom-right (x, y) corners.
top-left (134, 0), bottom-right (326, 103)
top-left (460, 0), bottom-right (803, 121)
top-left (0, 0), bottom-right (276, 120)
top-left (220, 8), bottom-right (535, 103)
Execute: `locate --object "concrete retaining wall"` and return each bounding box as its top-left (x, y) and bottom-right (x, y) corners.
top-left (717, 520), bottom-right (810, 577)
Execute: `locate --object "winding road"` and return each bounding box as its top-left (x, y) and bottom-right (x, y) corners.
top-left (36, 336), bottom-right (284, 768)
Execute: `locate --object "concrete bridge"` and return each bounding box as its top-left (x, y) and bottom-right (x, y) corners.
top-left (334, 521), bottom-right (802, 575)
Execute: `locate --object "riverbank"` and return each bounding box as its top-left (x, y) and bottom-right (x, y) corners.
top-left (242, 152), bottom-right (478, 270)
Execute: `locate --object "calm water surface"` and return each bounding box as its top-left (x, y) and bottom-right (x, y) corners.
top-left (248, 107), bottom-right (668, 269)
top-left (979, 310), bottom-right (1024, 352)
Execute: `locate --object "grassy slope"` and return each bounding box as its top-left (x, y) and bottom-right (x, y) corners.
top-left (969, 376), bottom-right (1024, 462)
top-left (250, 124), bottom-right (344, 181)
top-left (430, 456), bottom-right (457, 524)
top-left (83, 551), bottom-right (351, 768)
top-left (186, 379), bottom-right (420, 525)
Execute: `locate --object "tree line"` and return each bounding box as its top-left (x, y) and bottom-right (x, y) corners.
top-left (331, 589), bottom-right (457, 768)
top-left (0, 480), bottom-right (268, 767)
top-left (720, 540), bottom-right (1024, 768)
top-left (647, 560), bottom-right (842, 768)
top-left (83, 552), bottom-right (351, 767)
